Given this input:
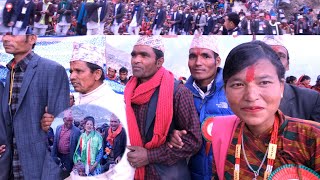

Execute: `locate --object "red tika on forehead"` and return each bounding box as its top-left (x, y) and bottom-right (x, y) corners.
top-left (272, 46), bottom-right (281, 51)
top-left (246, 65), bottom-right (255, 82)
top-left (195, 48), bottom-right (201, 56)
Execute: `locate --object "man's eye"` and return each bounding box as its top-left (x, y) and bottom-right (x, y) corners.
top-left (230, 83), bottom-right (244, 88)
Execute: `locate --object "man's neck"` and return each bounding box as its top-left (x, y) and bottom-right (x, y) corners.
top-left (14, 50), bottom-right (32, 64)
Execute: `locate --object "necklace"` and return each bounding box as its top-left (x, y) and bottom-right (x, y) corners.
top-left (242, 133), bottom-right (268, 180)
top-left (233, 116), bottom-right (280, 180)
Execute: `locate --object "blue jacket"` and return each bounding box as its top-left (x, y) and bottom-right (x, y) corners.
top-left (51, 125), bottom-right (81, 172)
top-left (185, 67), bottom-right (233, 180)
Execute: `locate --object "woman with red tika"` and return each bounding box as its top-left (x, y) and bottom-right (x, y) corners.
top-left (211, 41), bottom-right (320, 180)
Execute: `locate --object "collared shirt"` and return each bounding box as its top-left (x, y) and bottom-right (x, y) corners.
top-left (7, 51), bottom-right (34, 179)
top-left (58, 125), bottom-right (72, 154)
top-left (192, 79), bottom-right (215, 99)
top-left (132, 84), bottom-right (201, 179)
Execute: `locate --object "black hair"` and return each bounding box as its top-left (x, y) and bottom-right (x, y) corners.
top-left (83, 116), bottom-right (95, 126)
top-left (300, 75), bottom-right (311, 82)
top-left (238, 12), bottom-right (245, 16)
top-left (119, 66), bottom-right (128, 74)
top-left (286, 76), bottom-right (297, 84)
top-left (152, 48), bottom-right (164, 61)
top-left (223, 41), bottom-right (285, 85)
top-left (86, 62), bottom-right (105, 82)
top-left (226, 12), bottom-right (240, 26)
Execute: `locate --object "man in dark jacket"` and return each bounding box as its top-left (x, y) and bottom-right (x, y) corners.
top-left (111, 0), bottom-right (125, 35)
top-left (0, 82), bottom-right (10, 180)
top-left (180, 6), bottom-right (193, 35)
top-left (56, 0), bottom-right (73, 36)
top-left (239, 11), bottom-right (249, 35)
top-left (265, 16), bottom-right (283, 35)
top-left (152, 1), bottom-right (166, 35)
top-left (264, 36), bottom-right (320, 122)
top-left (203, 9), bottom-right (214, 35)
top-left (85, 0), bottom-right (104, 35)
top-left (33, 0), bottom-right (55, 36)
top-left (51, 110), bottom-right (81, 179)
top-left (102, 114), bottom-right (126, 172)
top-left (169, 5), bottom-right (182, 35)
top-left (2, 0), bottom-right (17, 30)
top-left (223, 12), bottom-right (242, 35)
top-left (128, 0), bottom-right (144, 35)
top-left (7, 0), bottom-right (35, 35)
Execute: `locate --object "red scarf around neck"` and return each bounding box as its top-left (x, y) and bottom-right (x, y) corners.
top-left (124, 67), bottom-right (174, 180)
top-left (107, 124), bottom-right (123, 146)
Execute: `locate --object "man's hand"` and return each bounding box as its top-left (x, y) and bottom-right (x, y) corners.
top-left (167, 130), bottom-right (187, 149)
top-left (0, 145), bottom-right (5, 156)
top-left (8, 21), bottom-right (14, 27)
top-left (127, 146), bottom-right (149, 168)
top-left (41, 106), bottom-right (54, 132)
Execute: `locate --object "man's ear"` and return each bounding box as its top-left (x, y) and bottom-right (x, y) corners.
top-left (94, 69), bottom-right (103, 81)
top-left (28, 35), bottom-right (37, 46)
top-left (215, 56), bottom-right (221, 68)
top-left (156, 57), bottom-right (164, 68)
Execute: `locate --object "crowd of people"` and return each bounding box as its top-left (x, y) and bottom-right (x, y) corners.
top-left (1, 0), bottom-right (320, 36)
top-left (0, 27), bottom-right (319, 180)
top-left (48, 105), bottom-right (127, 177)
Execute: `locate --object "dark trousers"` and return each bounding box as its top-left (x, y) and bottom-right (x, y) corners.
top-left (58, 153), bottom-right (73, 179)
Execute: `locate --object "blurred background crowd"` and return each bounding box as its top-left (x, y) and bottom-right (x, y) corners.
top-left (1, 0), bottom-right (320, 36)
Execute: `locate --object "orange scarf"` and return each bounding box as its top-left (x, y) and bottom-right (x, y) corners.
top-left (124, 67), bottom-right (174, 180)
top-left (107, 124), bottom-right (123, 146)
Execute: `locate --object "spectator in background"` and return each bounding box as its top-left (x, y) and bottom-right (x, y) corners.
top-left (297, 75), bottom-right (312, 89)
top-left (312, 75), bottom-right (320, 93)
top-left (223, 12), bottom-right (241, 35)
top-left (85, 0), bottom-right (104, 35)
top-left (1, 0), bottom-right (16, 33)
top-left (118, 67), bottom-right (129, 85)
top-left (193, 7), bottom-right (206, 35)
top-left (238, 11), bottom-right (249, 35)
top-left (111, 0), bottom-right (125, 35)
top-left (102, 114), bottom-right (126, 172)
top-left (73, 116), bottom-right (103, 176)
top-left (76, 0), bottom-right (87, 35)
top-left (34, 0), bottom-right (55, 36)
top-left (180, 6), bottom-right (193, 35)
top-left (152, 1), bottom-right (166, 35)
top-left (203, 9), bottom-right (214, 35)
top-left (52, 110), bottom-right (81, 179)
top-left (286, 76), bottom-right (297, 85)
top-left (253, 12), bottom-right (268, 35)
top-left (56, 0), bottom-right (73, 36)
top-left (128, 0), bottom-right (144, 35)
top-left (106, 66), bottom-right (118, 81)
top-left (266, 15), bottom-right (282, 35)
top-left (9, 0), bottom-right (36, 36)
top-left (169, 5), bottom-right (182, 35)
top-left (264, 36), bottom-right (320, 122)
top-left (70, 93), bottom-right (75, 106)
